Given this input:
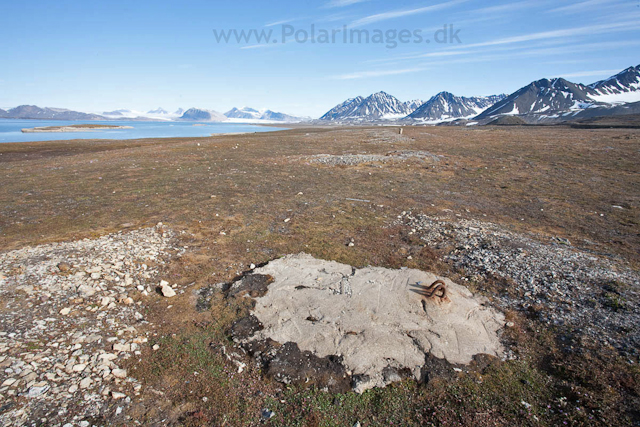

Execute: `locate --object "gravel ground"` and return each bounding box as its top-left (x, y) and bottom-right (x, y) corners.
top-left (0, 225), bottom-right (181, 427)
top-left (397, 212), bottom-right (640, 359)
top-left (305, 150), bottom-right (441, 166)
top-left (364, 129), bottom-right (413, 144)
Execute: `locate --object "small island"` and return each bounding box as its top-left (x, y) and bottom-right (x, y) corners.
top-left (22, 124), bottom-right (133, 133)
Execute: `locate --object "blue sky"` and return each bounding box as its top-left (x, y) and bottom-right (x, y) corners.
top-left (0, 0), bottom-right (638, 117)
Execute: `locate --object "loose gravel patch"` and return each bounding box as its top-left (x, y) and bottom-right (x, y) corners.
top-left (304, 150), bottom-right (441, 166)
top-left (0, 225), bottom-right (181, 426)
top-left (397, 212), bottom-right (640, 358)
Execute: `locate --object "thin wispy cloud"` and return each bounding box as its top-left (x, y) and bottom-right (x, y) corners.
top-left (240, 44), bottom-right (277, 50)
top-left (350, 0), bottom-right (470, 27)
top-left (331, 67), bottom-right (426, 80)
top-left (265, 18), bottom-right (298, 27)
top-left (471, 0), bottom-right (542, 15)
top-left (319, 12), bottom-right (356, 23)
top-left (365, 36), bottom-right (571, 65)
top-left (406, 40), bottom-right (640, 70)
top-left (325, 0), bottom-right (369, 8)
top-left (460, 20), bottom-right (639, 49)
top-left (549, 0), bottom-right (616, 14)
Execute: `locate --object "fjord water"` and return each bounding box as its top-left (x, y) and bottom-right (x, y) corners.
top-left (0, 120), bottom-right (288, 143)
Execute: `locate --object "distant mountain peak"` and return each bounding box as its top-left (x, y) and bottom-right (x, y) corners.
top-left (224, 106), bottom-right (305, 122)
top-left (147, 107), bottom-right (169, 115)
top-left (476, 64), bottom-right (640, 121)
top-left (4, 105), bottom-right (104, 121)
top-left (179, 108), bottom-right (227, 122)
top-left (320, 92), bottom-right (420, 122)
top-left (407, 93), bottom-right (506, 122)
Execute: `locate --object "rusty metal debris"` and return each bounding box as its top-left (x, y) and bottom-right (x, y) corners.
top-left (419, 280), bottom-right (447, 300)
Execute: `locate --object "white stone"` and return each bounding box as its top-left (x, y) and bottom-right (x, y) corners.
top-left (161, 284), bottom-right (176, 298)
top-left (98, 353), bottom-right (118, 362)
top-left (2, 378), bottom-right (16, 387)
top-left (113, 343), bottom-right (131, 352)
top-left (112, 369), bottom-right (127, 379)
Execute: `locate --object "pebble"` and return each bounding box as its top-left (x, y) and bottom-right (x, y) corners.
top-left (79, 377), bottom-right (93, 389)
top-left (161, 283), bottom-right (176, 298)
top-left (261, 409), bottom-right (275, 420)
top-left (112, 369), bottom-right (127, 379)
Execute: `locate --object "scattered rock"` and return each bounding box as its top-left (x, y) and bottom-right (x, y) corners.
top-left (0, 226), bottom-right (178, 426)
top-left (79, 377), bottom-right (93, 389)
top-left (303, 150), bottom-right (440, 167)
top-left (397, 212), bottom-right (640, 356)
top-left (112, 369), bottom-right (127, 379)
top-left (261, 409), bottom-right (275, 420)
top-left (161, 283), bottom-right (176, 298)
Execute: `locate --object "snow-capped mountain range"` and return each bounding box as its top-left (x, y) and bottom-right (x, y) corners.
top-left (0, 106), bottom-right (105, 121)
top-left (224, 107), bottom-right (307, 123)
top-left (320, 64), bottom-right (640, 124)
top-left (319, 91), bottom-right (505, 123)
top-left (101, 108), bottom-right (188, 121)
top-left (2, 64), bottom-right (638, 124)
top-left (320, 92), bottom-right (423, 121)
top-left (406, 92), bottom-right (507, 122)
top-left (178, 108), bottom-right (227, 122)
top-left (477, 65), bottom-right (640, 122)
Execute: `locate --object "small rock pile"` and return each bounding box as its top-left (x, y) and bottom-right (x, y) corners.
top-left (397, 212), bottom-right (640, 358)
top-left (305, 150), bottom-right (440, 166)
top-left (0, 225), bottom-right (179, 426)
